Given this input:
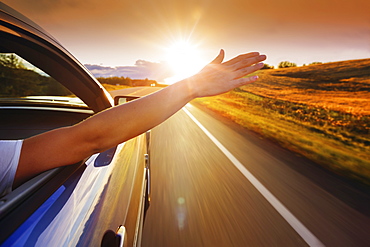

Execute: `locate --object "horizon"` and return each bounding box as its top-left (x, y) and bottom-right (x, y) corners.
top-left (87, 57), bottom-right (370, 83)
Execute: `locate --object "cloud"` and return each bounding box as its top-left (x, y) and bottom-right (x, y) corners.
top-left (85, 60), bottom-right (174, 82)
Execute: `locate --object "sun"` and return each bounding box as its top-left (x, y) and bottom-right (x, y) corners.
top-left (164, 40), bottom-right (207, 84)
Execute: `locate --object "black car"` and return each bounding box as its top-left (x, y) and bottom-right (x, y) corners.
top-left (0, 3), bottom-right (150, 246)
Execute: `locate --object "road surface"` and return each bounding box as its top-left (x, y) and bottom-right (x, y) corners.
top-left (142, 103), bottom-right (370, 247)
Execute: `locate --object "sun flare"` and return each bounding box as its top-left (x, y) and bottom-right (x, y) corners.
top-left (164, 40), bottom-right (206, 84)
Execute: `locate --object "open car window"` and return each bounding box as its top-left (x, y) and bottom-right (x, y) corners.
top-left (0, 53), bottom-right (73, 97)
top-left (0, 53), bottom-right (87, 107)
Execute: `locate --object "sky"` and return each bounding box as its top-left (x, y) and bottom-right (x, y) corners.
top-left (2, 0), bottom-right (370, 82)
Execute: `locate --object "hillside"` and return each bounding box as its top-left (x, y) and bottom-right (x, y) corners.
top-left (193, 58), bottom-right (370, 185)
top-left (243, 59), bottom-right (370, 115)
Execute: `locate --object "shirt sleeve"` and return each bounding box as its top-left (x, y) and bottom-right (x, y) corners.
top-left (0, 140), bottom-right (23, 197)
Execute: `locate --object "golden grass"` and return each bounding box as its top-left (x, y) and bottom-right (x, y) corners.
top-left (101, 84), bottom-right (132, 91)
top-left (244, 59), bottom-right (370, 115)
top-left (192, 59), bottom-right (370, 185)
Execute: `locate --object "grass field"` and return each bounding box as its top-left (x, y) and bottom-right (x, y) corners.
top-left (192, 58), bottom-right (370, 185)
top-left (101, 83), bottom-right (131, 91)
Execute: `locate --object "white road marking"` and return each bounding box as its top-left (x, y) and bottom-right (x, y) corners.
top-left (183, 107), bottom-right (324, 247)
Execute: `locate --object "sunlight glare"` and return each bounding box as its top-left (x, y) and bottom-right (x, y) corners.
top-left (164, 40), bottom-right (206, 84)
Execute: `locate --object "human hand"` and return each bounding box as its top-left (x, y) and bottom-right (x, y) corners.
top-left (187, 49), bottom-right (266, 98)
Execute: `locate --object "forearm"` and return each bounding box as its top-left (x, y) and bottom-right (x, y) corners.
top-left (77, 78), bottom-right (195, 153)
top-left (15, 79), bottom-right (194, 187)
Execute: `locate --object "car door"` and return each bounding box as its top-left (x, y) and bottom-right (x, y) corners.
top-left (0, 3), bottom-right (150, 246)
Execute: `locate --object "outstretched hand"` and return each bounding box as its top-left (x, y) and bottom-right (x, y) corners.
top-left (187, 49), bottom-right (266, 98)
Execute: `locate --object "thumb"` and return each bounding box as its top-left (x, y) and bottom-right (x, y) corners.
top-left (209, 49), bottom-right (225, 64)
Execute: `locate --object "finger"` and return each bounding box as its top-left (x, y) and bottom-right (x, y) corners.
top-left (233, 62), bottom-right (264, 79)
top-left (223, 52), bottom-right (260, 66)
top-left (240, 54), bottom-right (267, 67)
top-left (232, 75), bottom-right (259, 87)
top-left (229, 54), bottom-right (267, 71)
top-left (209, 49), bottom-right (225, 64)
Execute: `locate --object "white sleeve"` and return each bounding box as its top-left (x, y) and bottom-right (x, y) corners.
top-left (0, 140), bottom-right (23, 197)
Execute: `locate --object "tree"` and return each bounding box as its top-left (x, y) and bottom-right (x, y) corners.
top-left (96, 76), bottom-right (133, 86)
top-left (0, 53), bottom-right (25, 69)
top-left (0, 54), bottom-right (71, 97)
top-left (278, 61), bottom-right (297, 68)
top-left (261, 63), bottom-right (274, 70)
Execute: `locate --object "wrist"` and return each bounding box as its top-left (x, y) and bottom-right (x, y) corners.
top-left (178, 76), bottom-right (199, 100)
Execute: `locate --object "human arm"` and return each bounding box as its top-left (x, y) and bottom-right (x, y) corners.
top-left (14, 50), bottom-right (266, 187)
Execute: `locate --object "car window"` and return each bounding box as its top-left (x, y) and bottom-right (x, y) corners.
top-left (0, 53), bottom-right (76, 98)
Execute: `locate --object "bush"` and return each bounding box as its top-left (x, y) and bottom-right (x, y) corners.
top-left (97, 76), bottom-right (132, 86)
top-left (261, 63), bottom-right (274, 70)
top-left (278, 61), bottom-right (297, 68)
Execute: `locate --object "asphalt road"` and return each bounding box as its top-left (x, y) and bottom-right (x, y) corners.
top-left (142, 103), bottom-right (370, 247)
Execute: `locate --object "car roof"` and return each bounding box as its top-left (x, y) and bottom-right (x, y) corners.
top-left (0, 3), bottom-right (113, 112)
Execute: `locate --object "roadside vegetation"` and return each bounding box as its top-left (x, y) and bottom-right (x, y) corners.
top-left (192, 59), bottom-right (370, 185)
top-left (100, 83), bottom-right (131, 91)
top-left (0, 54), bottom-right (71, 96)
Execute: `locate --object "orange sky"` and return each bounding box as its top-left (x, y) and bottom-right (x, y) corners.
top-left (2, 0), bottom-right (370, 80)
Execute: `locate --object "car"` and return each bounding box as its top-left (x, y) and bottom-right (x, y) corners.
top-left (0, 3), bottom-right (151, 246)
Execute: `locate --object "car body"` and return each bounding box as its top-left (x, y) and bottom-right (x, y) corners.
top-left (0, 3), bottom-right (150, 246)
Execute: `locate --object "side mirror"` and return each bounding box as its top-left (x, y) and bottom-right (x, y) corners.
top-left (114, 96), bottom-right (139, 105)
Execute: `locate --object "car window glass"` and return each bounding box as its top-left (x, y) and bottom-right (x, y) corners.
top-left (0, 53), bottom-right (76, 98)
